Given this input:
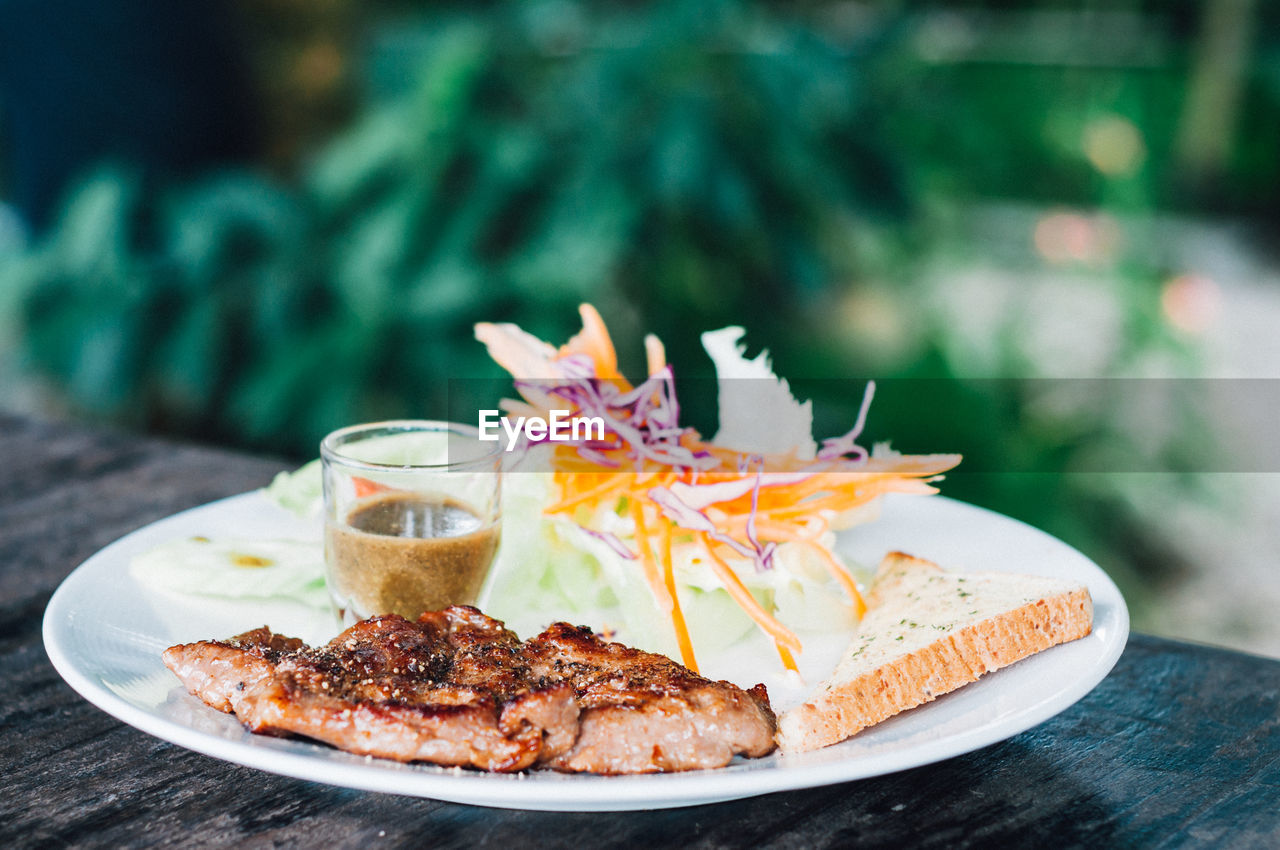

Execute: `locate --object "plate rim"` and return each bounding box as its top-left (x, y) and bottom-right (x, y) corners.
top-left (43, 492), bottom-right (1129, 811)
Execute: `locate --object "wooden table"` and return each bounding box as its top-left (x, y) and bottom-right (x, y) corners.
top-left (3, 414), bottom-right (1278, 848)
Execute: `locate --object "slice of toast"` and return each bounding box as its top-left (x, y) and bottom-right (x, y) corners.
top-left (775, 552), bottom-right (1093, 753)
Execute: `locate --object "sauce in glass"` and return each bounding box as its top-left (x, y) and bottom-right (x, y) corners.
top-left (325, 492), bottom-right (499, 619)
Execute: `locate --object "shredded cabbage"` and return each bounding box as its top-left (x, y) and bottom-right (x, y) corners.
top-left (265, 459), bottom-right (322, 517)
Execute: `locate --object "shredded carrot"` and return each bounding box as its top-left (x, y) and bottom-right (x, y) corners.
top-left (658, 518), bottom-right (698, 671)
top-left (560, 304), bottom-right (623, 380)
top-left (644, 333), bottom-right (666, 376)
top-left (702, 541), bottom-right (801, 653)
top-left (801, 540), bottom-right (868, 620)
top-left (774, 641), bottom-right (799, 673)
top-left (545, 475), bottom-right (629, 515)
top-left (630, 499), bottom-right (674, 613)
top-left (352, 477), bottom-right (391, 498)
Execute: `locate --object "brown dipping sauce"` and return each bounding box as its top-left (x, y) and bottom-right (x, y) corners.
top-left (325, 493), bottom-right (500, 619)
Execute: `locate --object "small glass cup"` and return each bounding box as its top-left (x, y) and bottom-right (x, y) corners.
top-left (321, 420), bottom-right (502, 624)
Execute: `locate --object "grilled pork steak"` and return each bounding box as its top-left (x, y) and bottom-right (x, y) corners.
top-left (163, 606), bottom-right (776, 773)
top-left (165, 609), bottom-right (578, 771)
top-left (524, 623), bottom-right (776, 773)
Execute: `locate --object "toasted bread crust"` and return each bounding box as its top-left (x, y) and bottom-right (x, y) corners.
top-left (776, 553), bottom-right (1093, 753)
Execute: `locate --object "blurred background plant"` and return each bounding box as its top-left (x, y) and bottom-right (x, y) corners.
top-left (1, 0), bottom-right (1278, 652)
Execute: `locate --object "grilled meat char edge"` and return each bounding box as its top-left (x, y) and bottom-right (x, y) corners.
top-left (163, 606), bottom-right (777, 774)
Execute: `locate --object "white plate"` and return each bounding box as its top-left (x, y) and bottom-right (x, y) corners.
top-left (43, 492), bottom-right (1128, 811)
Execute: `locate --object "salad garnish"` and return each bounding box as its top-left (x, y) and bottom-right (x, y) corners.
top-left (476, 305), bottom-right (961, 672)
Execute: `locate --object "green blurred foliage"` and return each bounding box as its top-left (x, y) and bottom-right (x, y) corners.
top-left (2, 0), bottom-right (1270, 612)
top-left (4, 1), bottom-right (923, 450)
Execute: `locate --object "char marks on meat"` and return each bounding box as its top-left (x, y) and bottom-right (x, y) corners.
top-left (164, 608), bottom-right (577, 771)
top-left (163, 606), bottom-right (776, 773)
top-left (524, 623), bottom-right (776, 773)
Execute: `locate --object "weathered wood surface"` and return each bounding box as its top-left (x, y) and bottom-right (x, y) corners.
top-left (2, 413), bottom-right (1278, 849)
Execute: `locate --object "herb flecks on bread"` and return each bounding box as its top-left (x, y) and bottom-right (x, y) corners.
top-left (775, 552), bottom-right (1093, 753)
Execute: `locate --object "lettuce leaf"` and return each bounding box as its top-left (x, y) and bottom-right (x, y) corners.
top-left (701, 326), bottom-right (816, 459)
